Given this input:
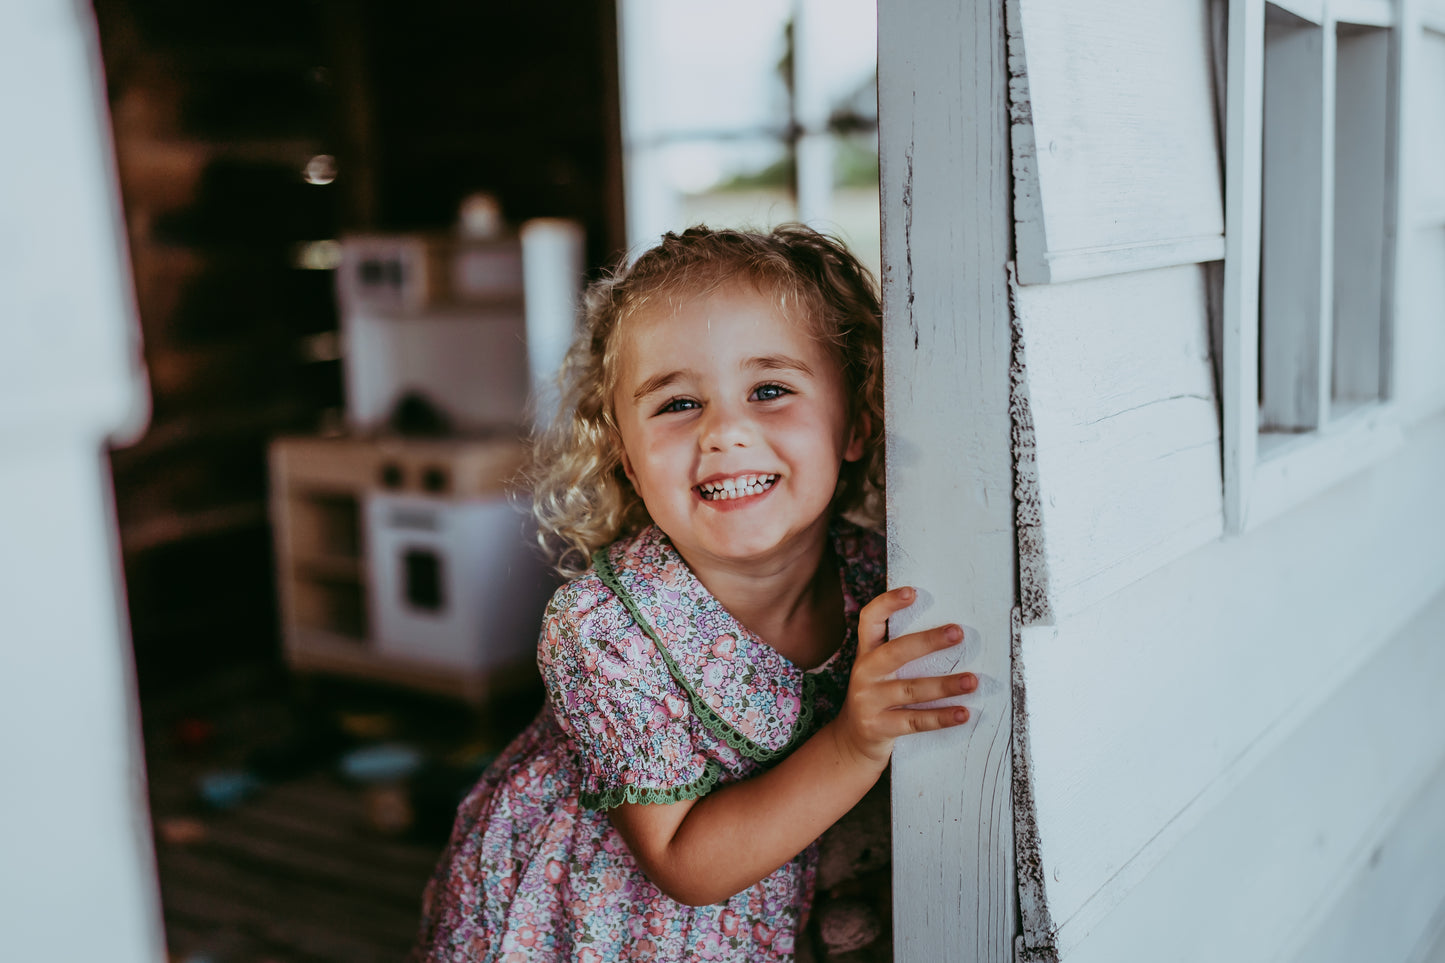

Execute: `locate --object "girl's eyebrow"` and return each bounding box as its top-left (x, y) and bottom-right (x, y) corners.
top-left (631, 369), bottom-right (691, 403)
top-left (749, 354), bottom-right (814, 376)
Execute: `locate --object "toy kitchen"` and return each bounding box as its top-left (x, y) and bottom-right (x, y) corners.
top-left (269, 213), bottom-right (582, 702)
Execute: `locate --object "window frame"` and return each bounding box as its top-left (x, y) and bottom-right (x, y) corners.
top-left (1221, 0), bottom-right (1414, 534)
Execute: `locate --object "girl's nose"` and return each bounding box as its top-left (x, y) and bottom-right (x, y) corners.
top-left (698, 402), bottom-right (753, 451)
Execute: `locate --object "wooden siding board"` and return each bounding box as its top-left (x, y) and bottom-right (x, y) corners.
top-left (878, 0), bottom-right (1017, 960)
top-left (1013, 266), bottom-right (1223, 618)
top-left (1009, 266), bottom-right (1055, 627)
top-left (1019, 411), bottom-right (1445, 956)
top-left (1010, 0), bottom-right (1224, 284)
top-left (1047, 578), bottom-right (1445, 963)
top-left (1284, 753), bottom-right (1445, 963)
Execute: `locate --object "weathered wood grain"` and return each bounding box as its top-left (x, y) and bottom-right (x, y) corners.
top-left (878, 0), bottom-right (1017, 959)
top-left (1013, 265), bottom-right (1224, 619)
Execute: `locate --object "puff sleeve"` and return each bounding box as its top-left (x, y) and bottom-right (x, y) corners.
top-left (537, 578), bottom-right (720, 810)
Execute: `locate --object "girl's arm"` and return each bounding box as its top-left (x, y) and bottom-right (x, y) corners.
top-left (608, 586), bottom-right (976, 907)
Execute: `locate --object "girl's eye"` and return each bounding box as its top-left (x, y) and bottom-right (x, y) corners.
top-left (751, 383), bottom-right (792, 402)
top-left (656, 397), bottom-right (699, 415)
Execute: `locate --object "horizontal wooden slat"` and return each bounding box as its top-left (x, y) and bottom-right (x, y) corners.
top-left (1038, 235), bottom-right (1225, 285)
top-left (1018, 410), bottom-right (1445, 956)
top-left (1011, 0), bottom-right (1225, 285)
top-left (1049, 580), bottom-right (1445, 963)
top-left (1013, 264), bottom-right (1223, 620)
top-left (1284, 753), bottom-right (1445, 963)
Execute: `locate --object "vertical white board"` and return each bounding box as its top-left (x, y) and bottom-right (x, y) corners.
top-left (878, 0), bottom-right (1017, 960)
top-left (0, 1), bottom-right (163, 961)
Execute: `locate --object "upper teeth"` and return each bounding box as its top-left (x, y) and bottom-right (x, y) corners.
top-left (698, 474), bottom-right (779, 500)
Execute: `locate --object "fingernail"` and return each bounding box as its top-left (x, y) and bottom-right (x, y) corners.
top-left (954, 708), bottom-right (969, 724)
top-left (945, 625), bottom-right (964, 643)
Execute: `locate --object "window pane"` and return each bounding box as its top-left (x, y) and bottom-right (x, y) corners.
top-left (1259, 3), bottom-right (1328, 432)
top-left (620, 0), bottom-right (793, 140)
top-left (1331, 21), bottom-right (1392, 407)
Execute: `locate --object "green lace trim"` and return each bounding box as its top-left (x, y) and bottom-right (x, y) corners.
top-left (592, 547), bottom-right (817, 767)
top-left (579, 760), bottom-right (723, 811)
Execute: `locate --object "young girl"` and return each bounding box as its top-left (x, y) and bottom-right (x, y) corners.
top-left (411, 225), bottom-right (977, 962)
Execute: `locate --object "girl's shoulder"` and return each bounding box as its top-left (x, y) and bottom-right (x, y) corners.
top-left (539, 526), bottom-right (666, 661)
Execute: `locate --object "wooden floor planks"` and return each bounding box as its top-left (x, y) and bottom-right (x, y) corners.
top-left (140, 667), bottom-right (509, 963)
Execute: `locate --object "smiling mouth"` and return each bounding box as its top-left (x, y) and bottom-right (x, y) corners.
top-left (696, 473), bottom-right (780, 501)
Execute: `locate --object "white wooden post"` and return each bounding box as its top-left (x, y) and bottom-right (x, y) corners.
top-left (878, 0), bottom-right (1018, 960)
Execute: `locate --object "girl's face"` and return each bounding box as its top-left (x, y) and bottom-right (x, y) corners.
top-left (611, 282), bottom-right (864, 574)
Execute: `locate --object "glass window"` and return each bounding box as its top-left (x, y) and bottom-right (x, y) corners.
top-left (618, 0), bottom-right (880, 278)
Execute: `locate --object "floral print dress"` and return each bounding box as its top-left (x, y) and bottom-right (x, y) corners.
top-left (410, 520), bottom-right (885, 962)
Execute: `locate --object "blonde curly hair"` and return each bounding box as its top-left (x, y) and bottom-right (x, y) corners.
top-left (528, 224), bottom-right (885, 576)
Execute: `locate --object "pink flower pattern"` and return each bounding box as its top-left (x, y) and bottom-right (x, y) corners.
top-left (409, 521), bottom-right (883, 962)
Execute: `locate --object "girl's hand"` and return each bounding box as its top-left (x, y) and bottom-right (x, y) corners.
top-left (609, 585), bottom-right (971, 906)
top-left (832, 586), bottom-right (977, 769)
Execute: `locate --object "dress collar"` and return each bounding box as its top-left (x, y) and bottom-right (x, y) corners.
top-left (595, 521), bottom-right (873, 760)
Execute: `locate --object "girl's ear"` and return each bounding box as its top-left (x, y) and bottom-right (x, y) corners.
top-left (618, 445), bottom-right (640, 485)
top-left (843, 412), bottom-right (870, 463)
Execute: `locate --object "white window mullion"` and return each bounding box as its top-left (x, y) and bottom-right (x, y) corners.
top-left (1224, 0), bottom-right (1267, 532)
top-left (1378, 6), bottom-right (1412, 401)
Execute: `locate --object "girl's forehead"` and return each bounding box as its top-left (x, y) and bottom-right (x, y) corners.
top-left (625, 278), bottom-right (820, 341)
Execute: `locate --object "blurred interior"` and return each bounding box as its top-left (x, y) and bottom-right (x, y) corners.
top-left (93, 1), bottom-right (880, 959)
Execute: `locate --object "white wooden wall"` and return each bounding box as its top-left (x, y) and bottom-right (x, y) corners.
top-left (0, 2), bottom-right (163, 960)
top-left (1004, 0), bottom-right (1445, 960)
